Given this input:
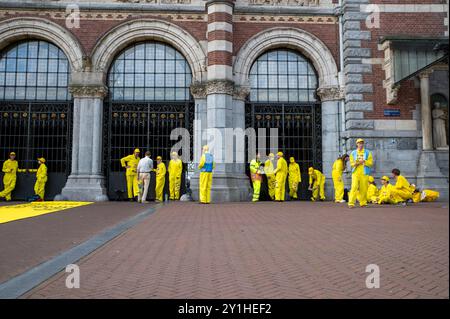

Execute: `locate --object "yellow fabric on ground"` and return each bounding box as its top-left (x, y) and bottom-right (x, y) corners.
top-left (0, 201), bottom-right (93, 224)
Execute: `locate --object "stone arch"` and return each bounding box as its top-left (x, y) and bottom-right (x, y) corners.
top-left (91, 19), bottom-right (207, 83)
top-left (234, 27), bottom-right (339, 92)
top-left (0, 17), bottom-right (84, 72)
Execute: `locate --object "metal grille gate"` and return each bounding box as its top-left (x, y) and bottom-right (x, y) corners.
top-left (104, 101), bottom-right (194, 200)
top-left (0, 101), bottom-right (72, 200)
top-left (245, 102), bottom-right (322, 200)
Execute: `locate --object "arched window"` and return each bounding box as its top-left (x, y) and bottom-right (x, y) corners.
top-left (249, 49), bottom-right (318, 103)
top-left (0, 40), bottom-right (70, 101)
top-left (108, 42), bottom-right (192, 101)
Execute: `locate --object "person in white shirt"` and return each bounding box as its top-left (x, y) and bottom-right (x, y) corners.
top-left (137, 151), bottom-right (153, 203)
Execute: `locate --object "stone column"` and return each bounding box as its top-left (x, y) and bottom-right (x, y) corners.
top-left (317, 86), bottom-right (344, 199)
top-left (419, 70), bottom-right (433, 151)
top-left (56, 72), bottom-right (108, 201)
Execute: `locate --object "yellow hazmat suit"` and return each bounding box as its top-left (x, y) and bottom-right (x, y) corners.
top-left (0, 158), bottom-right (19, 201)
top-left (377, 182), bottom-right (402, 205)
top-left (367, 176), bottom-right (379, 204)
top-left (393, 175), bottom-right (414, 202)
top-left (308, 167), bottom-right (325, 201)
top-left (264, 154), bottom-right (276, 200)
top-left (273, 153), bottom-right (288, 201)
top-left (168, 155), bottom-right (183, 200)
top-left (155, 158), bottom-right (166, 201)
top-left (198, 146), bottom-right (214, 204)
top-left (249, 158), bottom-right (263, 202)
top-left (412, 189), bottom-right (440, 203)
top-left (288, 157), bottom-right (301, 199)
top-left (120, 150), bottom-right (140, 199)
top-left (348, 141), bottom-right (373, 207)
top-left (29, 158), bottom-right (47, 200)
top-left (332, 158), bottom-right (345, 202)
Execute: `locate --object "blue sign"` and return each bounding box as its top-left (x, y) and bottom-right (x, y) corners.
top-left (384, 109), bottom-right (401, 117)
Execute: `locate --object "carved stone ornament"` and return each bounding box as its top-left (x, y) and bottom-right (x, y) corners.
top-left (233, 85), bottom-right (250, 101)
top-left (206, 79), bottom-right (235, 95)
top-left (190, 82), bottom-right (207, 99)
top-left (248, 0), bottom-right (320, 6)
top-left (316, 86), bottom-right (343, 101)
top-left (116, 0), bottom-right (192, 4)
top-left (69, 85), bottom-right (108, 98)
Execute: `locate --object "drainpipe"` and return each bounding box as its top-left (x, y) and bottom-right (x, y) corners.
top-left (337, 0), bottom-right (346, 155)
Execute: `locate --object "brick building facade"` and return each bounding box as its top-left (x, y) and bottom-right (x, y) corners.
top-left (0, 0), bottom-right (448, 201)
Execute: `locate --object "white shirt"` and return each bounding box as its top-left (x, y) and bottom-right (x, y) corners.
top-left (137, 156), bottom-right (153, 173)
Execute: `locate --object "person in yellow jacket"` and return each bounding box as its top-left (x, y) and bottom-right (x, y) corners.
top-left (120, 148), bottom-right (141, 201)
top-left (288, 157), bottom-right (301, 200)
top-left (168, 152), bottom-right (183, 200)
top-left (198, 145), bottom-right (214, 204)
top-left (264, 153), bottom-right (276, 200)
top-left (377, 176), bottom-right (402, 205)
top-left (0, 152), bottom-right (22, 201)
top-left (308, 167), bottom-right (325, 201)
top-left (412, 188), bottom-right (440, 203)
top-left (155, 156), bottom-right (166, 202)
top-left (28, 157), bottom-right (48, 201)
top-left (332, 154), bottom-right (349, 203)
top-left (391, 168), bottom-right (415, 202)
top-left (249, 153), bottom-right (263, 202)
top-left (367, 176), bottom-right (379, 204)
top-left (273, 152), bottom-right (288, 202)
top-left (348, 138), bottom-right (373, 208)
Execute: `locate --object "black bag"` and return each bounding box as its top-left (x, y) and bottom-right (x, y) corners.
top-left (343, 188), bottom-right (349, 202)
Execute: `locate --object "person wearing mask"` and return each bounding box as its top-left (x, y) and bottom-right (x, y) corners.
top-left (168, 152), bottom-right (183, 200)
top-left (120, 148), bottom-right (141, 201)
top-left (332, 154), bottom-right (349, 203)
top-left (348, 139), bottom-right (373, 208)
top-left (288, 157), bottom-right (301, 200)
top-left (308, 167), bottom-right (325, 202)
top-left (273, 152), bottom-right (288, 202)
top-left (137, 151), bottom-right (153, 203)
top-left (198, 145), bottom-right (214, 204)
top-left (154, 156), bottom-right (166, 202)
top-left (249, 152), bottom-right (263, 202)
top-left (264, 153), bottom-right (276, 200)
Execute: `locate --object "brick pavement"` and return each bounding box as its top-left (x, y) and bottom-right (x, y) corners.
top-left (23, 201), bottom-right (449, 299)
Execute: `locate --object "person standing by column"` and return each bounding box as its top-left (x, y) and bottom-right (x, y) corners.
top-left (137, 151), bottom-right (153, 203)
top-left (154, 156), bottom-right (166, 202)
top-left (348, 138), bottom-right (373, 208)
top-left (273, 152), bottom-right (288, 202)
top-left (168, 152), bottom-right (183, 200)
top-left (332, 154), bottom-right (349, 203)
top-left (28, 157), bottom-right (47, 201)
top-left (198, 145), bottom-right (214, 204)
top-left (308, 167), bottom-right (325, 201)
top-left (288, 157), bottom-right (301, 200)
top-left (0, 152), bottom-right (19, 201)
top-left (249, 152), bottom-right (263, 202)
top-left (120, 149), bottom-right (141, 201)
top-left (264, 153), bottom-right (276, 201)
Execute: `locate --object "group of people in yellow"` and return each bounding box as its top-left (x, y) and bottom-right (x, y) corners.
top-left (0, 152), bottom-right (47, 201)
top-left (120, 148), bottom-right (183, 203)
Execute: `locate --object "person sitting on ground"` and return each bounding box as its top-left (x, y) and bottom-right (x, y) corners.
top-left (411, 185), bottom-right (440, 203)
top-left (391, 168), bottom-right (415, 202)
top-left (377, 176), bottom-right (403, 205)
top-left (367, 176), bottom-right (379, 204)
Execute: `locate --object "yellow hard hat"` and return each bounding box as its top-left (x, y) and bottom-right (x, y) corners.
top-left (134, 148), bottom-right (140, 153)
top-left (356, 138), bottom-right (365, 144)
top-left (277, 151), bottom-right (283, 157)
top-left (368, 176), bottom-right (374, 183)
top-left (308, 167), bottom-right (314, 174)
top-left (381, 176), bottom-right (390, 182)
top-left (156, 156), bottom-right (162, 160)
top-left (268, 153), bottom-right (274, 157)
top-left (37, 157), bottom-right (46, 163)
top-left (9, 152), bottom-right (16, 156)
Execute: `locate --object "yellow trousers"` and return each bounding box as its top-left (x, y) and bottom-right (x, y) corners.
top-left (169, 176), bottom-right (181, 200)
top-left (252, 180), bottom-right (261, 202)
top-left (34, 177), bottom-right (47, 200)
top-left (126, 173), bottom-right (139, 198)
top-left (311, 180), bottom-right (325, 201)
top-left (199, 172), bottom-right (213, 203)
top-left (392, 188), bottom-right (413, 202)
top-left (155, 177), bottom-right (165, 201)
top-left (349, 174), bottom-right (368, 206)
top-left (288, 179), bottom-right (299, 199)
top-left (0, 174), bottom-right (16, 201)
top-left (332, 171), bottom-right (344, 202)
top-left (275, 173), bottom-right (286, 201)
top-left (266, 174), bottom-right (276, 200)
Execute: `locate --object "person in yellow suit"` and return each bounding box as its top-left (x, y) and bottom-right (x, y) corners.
top-left (308, 167), bottom-right (325, 201)
top-left (198, 145), bottom-right (214, 204)
top-left (288, 157), bottom-right (301, 200)
top-left (391, 168), bottom-right (415, 202)
top-left (249, 152), bottom-right (263, 202)
top-left (168, 152), bottom-right (183, 200)
top-left (0, 152), bottom-right (21, 201)
top-left (377, 176), bottom-right (402, 205)
top-left (332, 154), bottom-right (349, 203)
top-left (367, 176), bottom-right (379, 204)
top-left (348, 138), bottom-right (373, 208)
top-left (264, 153), bottom-right (276, 200)
top-left (412, 188), bottom-right (440, 203)
top-left (273, 152), bottom-right (288, 202)
top-left (155, 156), bottom-right (166, 202)
top-left (120, 149), bottom-right (140, 201)
top-left (29, 157), bottom-right (48, 201)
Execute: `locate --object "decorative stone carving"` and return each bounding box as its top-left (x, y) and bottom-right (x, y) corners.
top-left (116, 0), bottom-right (191, 3)
top-left (206, 80), bottom-right (235, 95)
top-left (233, 85), bottom-right (250, 101)
top-left (248, 0), bottom-right (320, 6)
top-left (190, 82), bottom-right (207, 99)
top-left (69, 85), bottom-right (108, 98)
top-left (316, 86), bottom-right (343, 101)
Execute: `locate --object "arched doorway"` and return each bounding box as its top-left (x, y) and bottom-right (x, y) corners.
top-left (0, 40), bottom-right (72, 200)
top-left (104, 41), bottom-right (194, 200)
top-left (245, 49), bottom-right (322, 200)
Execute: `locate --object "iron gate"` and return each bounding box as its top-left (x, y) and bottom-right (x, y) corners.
top-left (0, 101), bottom-right (72, 200)
top-left (104, 101), bottom-right (194, 200)
top-left (245, 102), bottom-right (322, 200)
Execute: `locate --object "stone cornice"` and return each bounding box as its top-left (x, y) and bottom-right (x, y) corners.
top-left (206, 79), bottom-right (235, 95)
top-left (190, 82), bottom-right (207, 99)
top-left (316, 86), bottom-right (343, 101)
top-left (233, 85), bottom-right (250, 101)
top-left (69, 85), bottom-right (108, 98)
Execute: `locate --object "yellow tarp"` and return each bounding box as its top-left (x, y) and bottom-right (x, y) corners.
top-left (0, 201), bottom-right (93, 224)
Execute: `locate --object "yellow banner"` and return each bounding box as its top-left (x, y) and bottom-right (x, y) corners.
top-left (0, 201), bottom-right (93, 224)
